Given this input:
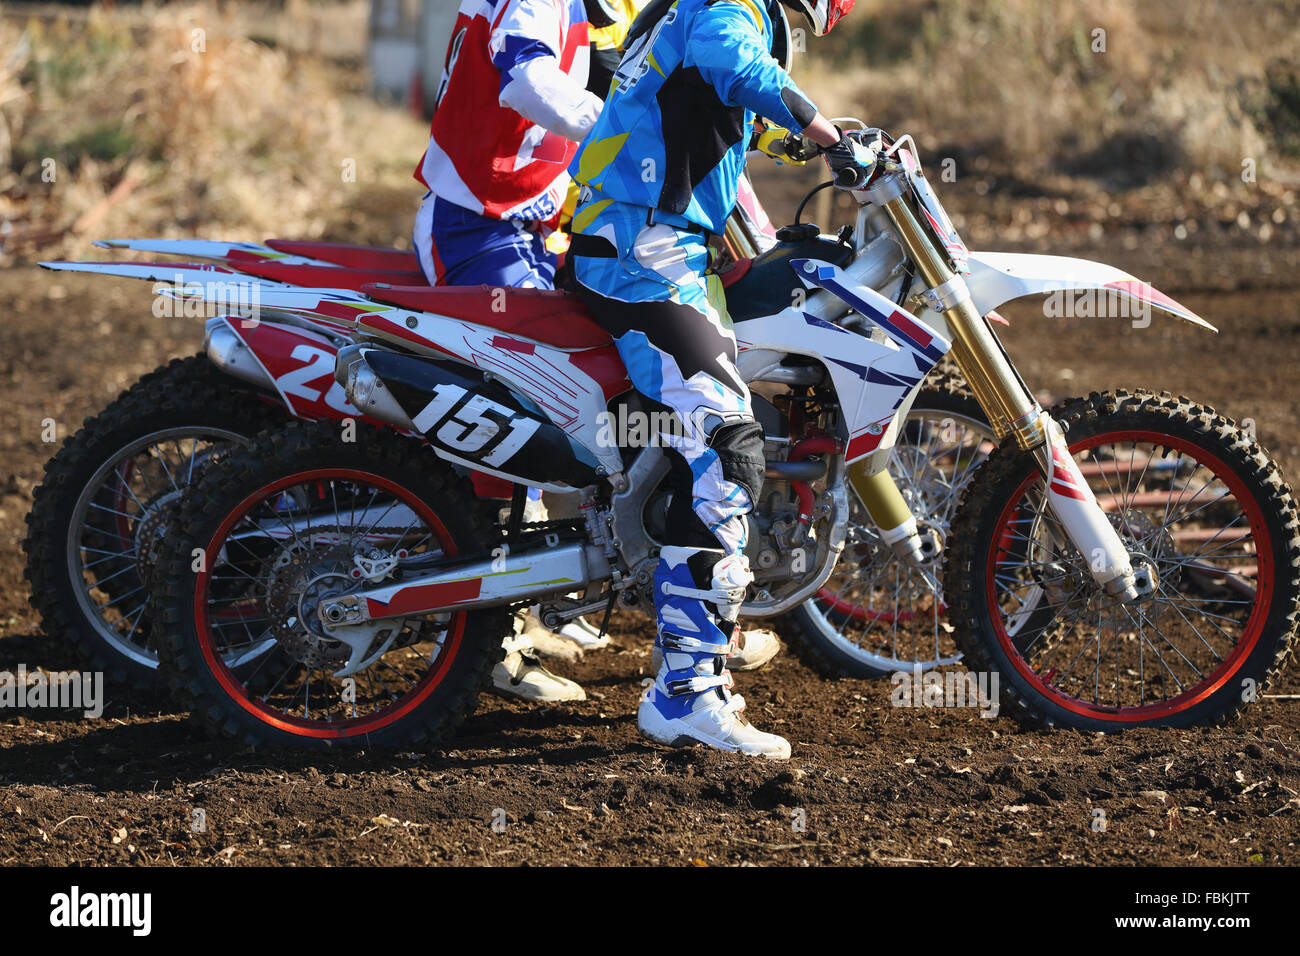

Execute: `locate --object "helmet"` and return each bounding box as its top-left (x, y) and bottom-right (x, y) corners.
top-left (777, 0), bottom-right (856, 36)
top-left (770, 1), bottom-right (792, 69)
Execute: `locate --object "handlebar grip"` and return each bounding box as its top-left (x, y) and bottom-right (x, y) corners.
top-left (835, 166), bottom-right (868, 189)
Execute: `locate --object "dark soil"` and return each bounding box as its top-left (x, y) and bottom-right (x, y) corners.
top-left (1, 216), bottom-right (1298, 866)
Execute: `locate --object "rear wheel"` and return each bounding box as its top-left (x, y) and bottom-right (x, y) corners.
top-left (152, 420), bottom-right (510, 749)
top-left (23, 355), bottom-right (282, 691)
top-left (945, 390), bottom-right (1300, 730)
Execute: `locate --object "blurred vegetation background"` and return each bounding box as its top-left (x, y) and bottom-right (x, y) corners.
top-left (1, 0), bottom-right (1298, 263)
top-left (814, 0), bottom-right (1300, 178)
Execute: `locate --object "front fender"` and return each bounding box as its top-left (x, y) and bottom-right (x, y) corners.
top-left (965, 251), bottom-right (1216, 332)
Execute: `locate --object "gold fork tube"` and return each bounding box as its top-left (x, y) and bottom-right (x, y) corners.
top-left (724, 209), bottom-right (763, 262)
top-left (878, 194), bottom-right (1046, 450)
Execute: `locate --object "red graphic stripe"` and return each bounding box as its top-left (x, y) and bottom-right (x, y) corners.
top-left (1104, 279), bottom-right (1200, 321)
top-left (491, 335), bottom-right (537, 354)
top-left (846, 430), bottom-right (884, 460)
top-left (1049, 445), bottom-right (1088, 500)
top-left (889, 310), bottom-right (933, 348)
top-left (370, 577), bottom-right (483, 617)
top-left (1051, 479), bottom-right (1088, 501)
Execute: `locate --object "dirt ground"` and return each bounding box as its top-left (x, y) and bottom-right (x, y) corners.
top-left (1, 219), bottom-right (1298, 866)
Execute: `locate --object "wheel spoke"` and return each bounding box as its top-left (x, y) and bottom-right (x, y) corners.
top-left (190, 470), bottom-right (466, 735)
top-left (979, 422), bottom-right (1273, 719)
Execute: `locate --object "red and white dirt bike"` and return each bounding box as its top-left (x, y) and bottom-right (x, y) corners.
top-left (129, 131), bottom-right (1297, 748)
top-left (29, 185), bottom-right (988, 692)
top-left (25, 238), bottom-right (437, 690)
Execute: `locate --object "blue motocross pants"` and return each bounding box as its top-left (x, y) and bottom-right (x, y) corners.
top-left (413, 192), bottom-right (556, 289)
top-left (569, 196), bottom-right (764, 555)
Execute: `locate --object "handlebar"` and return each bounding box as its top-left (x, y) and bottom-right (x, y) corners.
top-left (834, 165), bottom-right (870, 190)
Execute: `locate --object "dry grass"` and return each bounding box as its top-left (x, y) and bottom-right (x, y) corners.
top-left (2, 0), bottom-right (1297, 265)
top-left (0, 0), bottom-right (427, 262)
top-left (795, 0), bottom-right (1300, 184)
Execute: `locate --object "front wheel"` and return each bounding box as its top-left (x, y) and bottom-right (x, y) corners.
top-left (151, 420), bottom-right (511, 749)
top-left (945, 390), bottom-right (1300, 730)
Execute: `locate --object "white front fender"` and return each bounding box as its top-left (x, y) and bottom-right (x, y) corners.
top-left (964, 251), bottom-right (1216, 332)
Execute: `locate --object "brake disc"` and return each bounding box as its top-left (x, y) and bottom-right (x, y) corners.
top-left (133, 488), bottom-right (185, 586)
top-left (267, 546), bottom-right (356, 669)
top-left (1033, 509), bottom-right (1179, 632)
top-left (132, 445), bottom-right (235, 585)
top-left (266, 544), bottom-right (407, 675)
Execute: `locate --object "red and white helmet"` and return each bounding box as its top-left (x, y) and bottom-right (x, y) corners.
top-left (778, 0), bottom-right (856, 36)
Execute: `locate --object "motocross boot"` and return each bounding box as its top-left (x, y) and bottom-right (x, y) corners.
top-left (492, 633), bottom-right (586, 703)
top-left (637, 546), bottom-right (791, 759)
top-left (652, 625), bottom-right (781, 673)
top-left (520, 492), bottom-right (610, 654)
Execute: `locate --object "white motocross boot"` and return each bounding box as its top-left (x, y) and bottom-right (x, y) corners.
top-left (637, 546), bottom-right (791, 760)
top-left (492, 634), bottom-right (586, 702)
top-left (730, 627), bottom-right (781, 670)
top-left (521, 492), bottom-right (611, 653)
top-left (530, 604), bottom-right (611, 651)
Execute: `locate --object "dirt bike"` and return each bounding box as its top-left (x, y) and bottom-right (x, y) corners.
top-left (142, 130), bottom-right (1298, 748)
top-left (23, 239), bottom-right (436, 691)
top-left (31, 200), bottom-right (986, 690)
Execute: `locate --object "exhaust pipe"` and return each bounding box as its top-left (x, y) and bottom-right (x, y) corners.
top-left (336, 347), bottom-right (603, 489)
top-left (335, 344), bottom-right (419, 431)
top-left (204, 318), bottom-right (277, 392)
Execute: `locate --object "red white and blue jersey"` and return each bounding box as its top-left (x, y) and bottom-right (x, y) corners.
top-left (416, 0), bottom-right (590, 225)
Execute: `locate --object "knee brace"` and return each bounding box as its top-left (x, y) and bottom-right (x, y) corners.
top-left (707, 418), bottom-right (766, 507)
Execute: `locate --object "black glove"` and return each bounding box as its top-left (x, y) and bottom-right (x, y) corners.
top-left (823, 128), bottom-right (885, 189)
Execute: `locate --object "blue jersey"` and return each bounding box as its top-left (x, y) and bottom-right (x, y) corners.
top-left (569, 0), bottom-right (818, 234)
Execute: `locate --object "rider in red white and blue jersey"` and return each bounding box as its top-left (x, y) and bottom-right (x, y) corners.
top-left (414, 0), bottom-right (612, 704)
top-left (413, 0), bottom-right (601, 288)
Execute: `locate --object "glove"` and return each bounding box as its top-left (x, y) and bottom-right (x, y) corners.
top-left (750, 124), bottom-right (813, 166)
top-left (823, 127), bottom-right (885, 189)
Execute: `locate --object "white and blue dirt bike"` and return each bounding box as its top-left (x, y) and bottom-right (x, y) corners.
top-left (28, 222), bottom-right (983, 691)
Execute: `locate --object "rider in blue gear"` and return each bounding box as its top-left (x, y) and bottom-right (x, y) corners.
top-left (571, 0), bottom-right (817, 234)
top-left (568, 0), bottom-right (868, 759)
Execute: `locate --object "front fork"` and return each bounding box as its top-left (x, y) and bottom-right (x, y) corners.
top-left (851, 184), bottom-right (1140, 601)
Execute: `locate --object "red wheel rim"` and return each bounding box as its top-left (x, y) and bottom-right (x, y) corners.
top-left (815, 586), bottom-right (935, 623)
top-left (194, 468), bottom-right (466, 738)
top-left (986, 430), bottom-right (1273, 722)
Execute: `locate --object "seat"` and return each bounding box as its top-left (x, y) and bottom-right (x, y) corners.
top-left (231, 260), bottom-right (429, 291)
top-left (265, 239), bottom-right (422, 274)
top-left (360, 283), bottom-right (613, 350)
